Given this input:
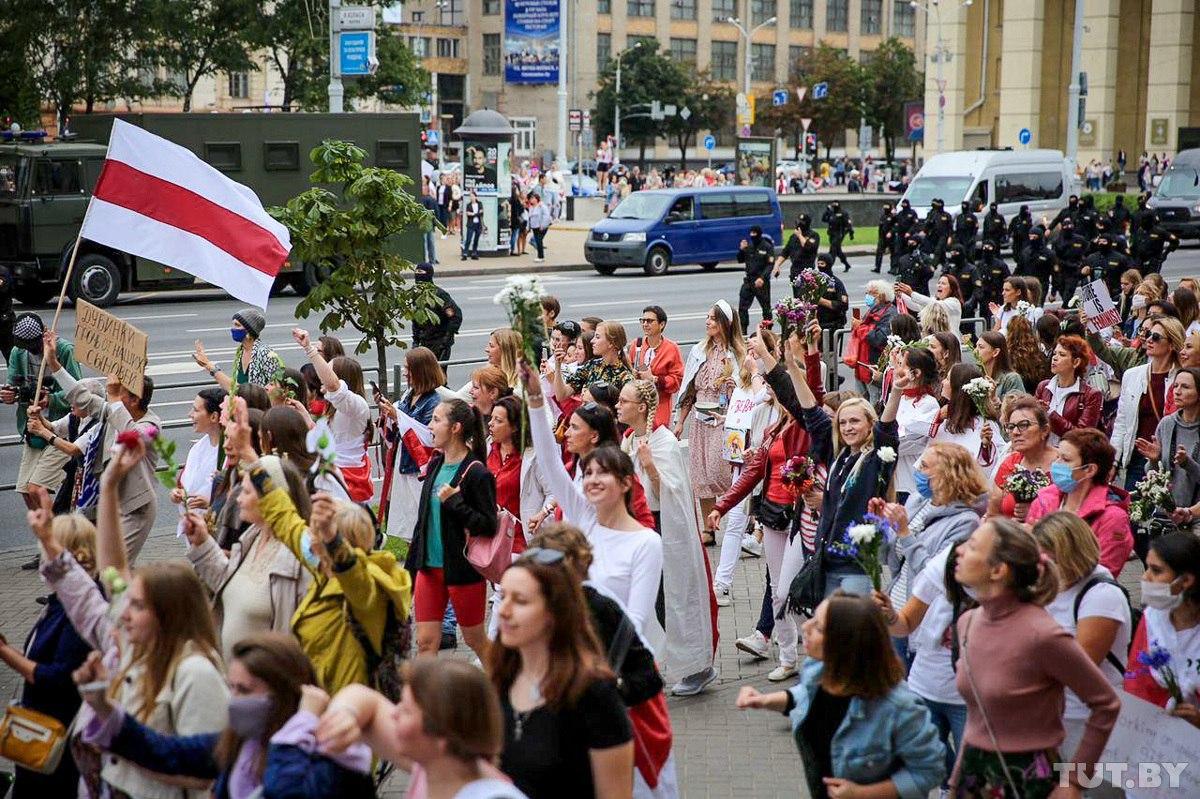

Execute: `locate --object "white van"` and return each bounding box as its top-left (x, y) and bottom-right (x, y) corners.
top-left (901, 149), bottom-right (1076, 221)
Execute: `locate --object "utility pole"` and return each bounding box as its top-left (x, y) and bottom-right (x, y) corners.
top-left (1064, 0), bottom-right (1085, 171)
top-left (909, 0), bottom-right (973, 155)
top-left (726, 13), bottom-right (777, 110)
top-left (613, 42), bottom-right (641, 167)
top-left (328, 0), bottom-right (344, 112)
top-left (556, 0), bottom-right (568, 168)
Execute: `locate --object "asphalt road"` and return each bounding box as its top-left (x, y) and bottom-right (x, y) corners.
top-left (0, 245), bottom-right (1198, 551)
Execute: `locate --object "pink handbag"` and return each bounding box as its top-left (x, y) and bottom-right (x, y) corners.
top-left (456, 461), bottom-right (518, 582)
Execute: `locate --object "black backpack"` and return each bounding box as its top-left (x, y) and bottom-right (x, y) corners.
top-left (1072, 575), bottom-right (1141, 673)
top-left (345, 599), bottom-right (412, 704)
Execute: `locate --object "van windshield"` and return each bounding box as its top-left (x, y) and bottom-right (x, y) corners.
top-left (0, 155), bottom-right (26, 198)
top-left (904, 176), bottom-right (974, 207)
top-left (610, 193), bottom-right (672, 220)
top-left (1156, 167), bottom-right (1200, 200)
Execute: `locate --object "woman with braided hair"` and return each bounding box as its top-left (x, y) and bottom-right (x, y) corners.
top-left (617, 379), bottom-right (720, 697)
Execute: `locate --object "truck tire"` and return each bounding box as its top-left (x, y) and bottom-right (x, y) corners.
top-left (71, 254), bottom-right (122, 307)
top-left (593, 264), bottom-right (618, 276)
top-left (15, 285), bottom-right (52, 307)
top-left (700, 262), bottom-right (719, 271)
top-left (643, 246), bottom-right (671, 276)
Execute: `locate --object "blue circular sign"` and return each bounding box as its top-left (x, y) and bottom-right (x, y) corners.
top-left (1018, 127), bottom-right (1032, 145)
top-left (703, 135), bottom-right (716, 151)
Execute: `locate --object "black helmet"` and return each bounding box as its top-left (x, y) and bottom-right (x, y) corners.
top-left (900, 198), bottom-right (911, 208)
top-left (795, 214), bottom-right (811, 229)
top-left (961, 201), bottom-right (972, 212)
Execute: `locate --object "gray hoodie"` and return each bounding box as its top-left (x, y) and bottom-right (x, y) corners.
top-left (1154, 412), bottom-right (1200, 509)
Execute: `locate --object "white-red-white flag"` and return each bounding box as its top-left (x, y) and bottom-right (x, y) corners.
top-left (80, 119), bottom-right (291, 308)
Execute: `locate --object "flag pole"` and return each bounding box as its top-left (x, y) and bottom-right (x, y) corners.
top-left (31, 230), bottom-right (84, 409)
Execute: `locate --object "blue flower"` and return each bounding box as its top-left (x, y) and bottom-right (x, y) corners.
top-left (1138, 643), bottom-right (1173, 671)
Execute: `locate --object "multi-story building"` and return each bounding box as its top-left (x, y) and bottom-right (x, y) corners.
top-left (923, 0), bottom-right (1200, 164)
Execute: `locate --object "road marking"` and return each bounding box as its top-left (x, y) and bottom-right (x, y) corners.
top-left (117, 312), bottom-right (200, 322)
top-left (186, 321), bottom-right (328, 334)
top-left (572, 299), bottom-right (653, 308)
top-left (146, 362), bottom-right (206, 376)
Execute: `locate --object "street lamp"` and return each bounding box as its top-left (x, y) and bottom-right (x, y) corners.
top-left (613, 41), bottom-right (643, 167)
top-left (906, 0), bottom-right (972, 154)
top-left (726, 15), bottom-right (777, 101)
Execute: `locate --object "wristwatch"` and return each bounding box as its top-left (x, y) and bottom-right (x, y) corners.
top-left (208, 366), bottom-right (221, 377)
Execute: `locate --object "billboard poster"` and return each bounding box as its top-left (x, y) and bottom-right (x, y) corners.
top-left (904, 100), bottom-right (925, 142)
top-left (496, 141), bottom-right (512, 249)
top-left (462, 141), bottom-right (500, 195)
top-left (735, 137), bottom-right (775, 187)
top-left (480, 199), bottom-right (499, 252)
top-left (504, 0), bottom-right (560, 85)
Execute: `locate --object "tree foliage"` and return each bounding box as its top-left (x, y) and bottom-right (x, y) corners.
top-left (662, 72), bottom-right (736, 169)
top-left (757, 43), bottom-right (866, 160)
top-left (592, 41), bottom-right (690, 166)
top-left (861, 37), bottom-right (923, 165)
top-left (149, 0), bottom-right (258, 112)
top-left (270, 140), bottom-right (436, 395)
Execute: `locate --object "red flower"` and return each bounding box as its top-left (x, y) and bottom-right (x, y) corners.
top-left (115, 430), bottom-right (144, 448)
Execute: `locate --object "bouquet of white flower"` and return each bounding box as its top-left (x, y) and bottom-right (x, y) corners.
top-left (1129, 468), bottom-right (1174, 525)
top-left (494, 275), bottom-right (548, 366)
top-left (1016, 300), bottom-right (1033, 318)
top-left (963, 376), bottom-right (996, 418)
top-left (828, 513), bottom-right (897, 591)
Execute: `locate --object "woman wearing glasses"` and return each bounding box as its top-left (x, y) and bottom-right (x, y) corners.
top-left (627, 306), bottom-right (684, 430)
top-left (989, 396), bottom-right (1058, 522)
top-left (1110, 316), bottom-right (1183, 492)
top-left (1035, 335), bottom-right (1103, 445)
top-left (1025, 428), bottom-right (1134, 577)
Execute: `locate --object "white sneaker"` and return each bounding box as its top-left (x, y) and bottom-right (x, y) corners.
top-left (767, 664), bottom-right (798, 682)
top-left (735, 630), bottom-right (771, 660)
top-left (533, 257), bottom-right (545, 262)
top-left (714, 583), bottom-right (731, 607)
top-left (671, 666), bottom-right (718, 696)
top-left (740, 534), bottom-right (764, 558)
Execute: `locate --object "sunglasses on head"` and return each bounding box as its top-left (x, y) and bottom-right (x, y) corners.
top-left (517, 547), bottom-right (566, 566)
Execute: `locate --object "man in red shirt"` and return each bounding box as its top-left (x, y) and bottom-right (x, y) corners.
top-left (627, 305), bottom-right (684, 429)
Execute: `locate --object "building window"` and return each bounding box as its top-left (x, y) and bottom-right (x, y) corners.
top-left (893, 1), bottom-right (915, 36)
top-left (671, 0), bottom-right (696, 20)
top-left (512, 117), bottom-right (537, 156)
top-left (751, 43), bottom-right (775, 82)
top-left (482, 0), bottom-right (500, 13)
top-left (408, 36), bottom-right (431, 57)
top-left (859, 49), bottom-right (875, 66)
top-left (597, 33), bottom-right (611, 70)
top-left (826, 0), bottom-right (848, 31)
top-left (751, 0), bottom-right (776, 25)
top-left (861, 0), bottom-right (882, 33)
top-left (228, 71), bottom-right (249, 99)
top-left (436, 38), bottom-right (460, 58)
top-left (598, 0), bottom-right (611, 12)
top-left (788, 45), bottom-right (811, 73)
top-left (712, 0), bottom-right (735, 23)
top-left (670, 37), bottom-right (697, 67)
top-left (483, 33), bottom-right (501, 75)
top-left (628, 0), bottom-right (654, 16)
top-left (789, 0), bottom-right (812, 28)
top-left (438, 0), bottom-right (464, 25)
top-left (629, 35), bottom-right (657, 49)
top-left (711, 40), bottom-right (738, 81)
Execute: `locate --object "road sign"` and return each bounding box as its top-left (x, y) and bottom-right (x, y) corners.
top-left (425, 130), bottom-right (440, 146)
top-left (664, 104), bottom-right (677, 116)
top-left (740, 124), bottom-right (752, 137)
top-left (801, 117), bottom-right (812, 132)
top-left (796, 86), bottom-right (807, 103)
top-left (812, 82), bottom-right (829, 100)
top-left (703, 134), bottom-right (716, 151)
top-left (679, 106), bottom-right (691, 121)
top-left (1018, 127), bottom-right (1032, 145)
top-left (338, 31), bottom-right (375, 76)
top-left (858, 124), bottom-right (873, 151)
top-left (420, 108), bottom-right (432, 124)
top-left (582, 109), bottom-right (592, 128)
top-left (772, 89), bottom-right (788, 106)
top-left (338, 5), bottom-right (376, 29)
top-left (736, 93), bottom-right (750, 127)
top-left (568, 109), bottom-right (582, 132)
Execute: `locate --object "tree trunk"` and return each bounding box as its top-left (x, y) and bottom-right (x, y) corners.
top-left (183, 91), bottom-right (193, 112)
top-left (638, 140), bottom-right (647, 170)
top-left (792, 129), bottom-right (801, 160)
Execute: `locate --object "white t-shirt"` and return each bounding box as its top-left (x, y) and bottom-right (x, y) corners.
top-left (933, 416), bottom-right (1004, 478)
top-left (895, 393), bottom-right (940, 494)
top-left (180, 435), bottom-right (219, 500)
top-left (325, 380), bottom-right (371, 467)
top-left (906, 548), bottom-right (965, 706)
top-left (1045, 566), bottom-right (1132, 720)
top-left (454, 779), bottom-right (531, 799)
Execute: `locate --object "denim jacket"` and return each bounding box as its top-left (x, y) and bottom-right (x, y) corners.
top-left (786, 660), bottom-right (946, 799)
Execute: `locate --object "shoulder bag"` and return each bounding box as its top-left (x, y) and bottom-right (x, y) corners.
top-left (456, 461), bottom-right (518, 583)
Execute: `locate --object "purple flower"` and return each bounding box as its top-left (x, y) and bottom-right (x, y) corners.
top-left (1138, 643), bottom-right (1173, 671)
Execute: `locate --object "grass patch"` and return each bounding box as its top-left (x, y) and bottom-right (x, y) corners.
top-left (784, 226), bottom-right (880, 248)
top-left (381, 535), bottom-right (409, 561)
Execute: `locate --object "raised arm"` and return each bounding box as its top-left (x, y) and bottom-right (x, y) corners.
top-left (294, 328), bottom-right (340, 394)
top-left (192, 339), bottom-right (234, 391)
top-left (521, 360), bottom-right (592, 525)
top-left (98, 434), bottom-right (146, 582)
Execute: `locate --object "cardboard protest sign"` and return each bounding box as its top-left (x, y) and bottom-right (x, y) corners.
top-left (1094, 692), bottom-right (1200, 797)
top-left (1080, 279), bottom-right (1122, 333)
top-left (74, 300), bottom-right (149, 397)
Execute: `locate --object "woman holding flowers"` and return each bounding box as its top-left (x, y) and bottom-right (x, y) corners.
top-left (1035, 335), bottom-right (1103, 445)
top-left (1137, 366), bottom-right (1200, 527)
top-left (949, 518), bottom-right (1119, 798)
top-left (898, 273), bottom-right (965, 334)
top-left (989, 276), bottom-right (1041, 335)
top-left (380, 347), bottom-right (449, 539)
top-left (1125, 532), bottom-right (1200, 728)
top-left (989, 396), bottom-right (1058, 521)
top-left (1026, 428), bottom-right (1134, 578)
top-left (1115, 316), bottom-right (1183, 495)
top-left (894, 347), bottom-right (941, 504)
top-left (975, 332), bottom-right (1026, 402)
top-left (932, 363), bottom-right (1003, 475)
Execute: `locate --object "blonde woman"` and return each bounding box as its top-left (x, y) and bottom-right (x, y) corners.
top-left (487, 328), bottom-right (524, 388)
top-left (676, 301), bottom-right (751, 542)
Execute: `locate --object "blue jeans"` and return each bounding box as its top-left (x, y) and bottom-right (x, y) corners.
top-left (463, 224), bottom-right (481, 257)
top-left (441, 604), bottom-right (458, 637)
top-left (919, 697), bottom-right (967, 785)
top-left (423, 230), bottom-right (437, 263)
top-left (824, 566), bottom-right (873, 598)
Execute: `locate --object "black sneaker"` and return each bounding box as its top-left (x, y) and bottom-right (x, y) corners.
top-left (34, 595), bottom-right (48, 606)
top-left (439, 631), bottom-right (457, 651)
top-left (20, 555), bottom-right (40, 571)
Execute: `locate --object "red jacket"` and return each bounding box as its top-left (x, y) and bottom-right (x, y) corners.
top-left (627, 336), bottom-right (684, 429)
top-left (1026, 482), bottom-right (1134, 577)
top-left (1035, 378), bottom-right (1103, 437)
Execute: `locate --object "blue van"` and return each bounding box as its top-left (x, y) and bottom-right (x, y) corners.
top-left (584, 187), bottom-right (784, 276)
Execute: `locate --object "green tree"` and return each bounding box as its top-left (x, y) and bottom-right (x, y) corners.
top-left (592, 41), bottom-right (690, 167)
top-left (778, 43), bottom-right (866, 160)
top-left (861, 37), bottom-right (923, 165)
top-left (662, 73), bottom-right (736, 169)
top-left (270, 140), bottom-right (436, 395)
top-left (0, 11), bottom-right (40, 126)
top-left (348, 32), bottom-right (431, 109)
top-left (148, 0), bottom-right (258, 112)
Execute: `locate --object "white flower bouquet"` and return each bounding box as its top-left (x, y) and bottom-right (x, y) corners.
top-left (963, 376), bottom-right (996, 418)
top-left (494, 274), bottom-right (549, 366)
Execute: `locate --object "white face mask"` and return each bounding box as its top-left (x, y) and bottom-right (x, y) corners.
top-left (1141, 578), bottom-right (1184, 611)
top-left (1132, 294), bottom-right (1147, 310)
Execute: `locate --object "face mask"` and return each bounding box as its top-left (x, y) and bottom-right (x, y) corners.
top-left (231, 328), bottom-right (248, 343)
top-left (299, 531), bottom-right (321, 568)
top-left (1132, 295), bottom-right (1147, 310)
top-left (1141, 578), bottom-right (1184, 612)
top-left (1050, 461), bottom-right (1079, 492)
top-left (913, 469), bottom-right (934, 500)
top-left (228, 694), bottom-right (274, 740)
top-left (863, 294), bottom-right (877, 309)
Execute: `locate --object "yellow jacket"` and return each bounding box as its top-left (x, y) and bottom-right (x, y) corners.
top-left (258, 487), bottom-right (413, 695)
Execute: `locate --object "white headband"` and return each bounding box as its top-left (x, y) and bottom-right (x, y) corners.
top-left (714, 299), bottom-right (734, 323)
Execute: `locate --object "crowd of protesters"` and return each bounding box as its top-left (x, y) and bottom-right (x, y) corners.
top-left (1, 180), bottom-right (1198, 799)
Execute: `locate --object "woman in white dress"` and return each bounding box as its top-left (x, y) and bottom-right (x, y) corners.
top-left (932, 362), bottom-right (1003, 477)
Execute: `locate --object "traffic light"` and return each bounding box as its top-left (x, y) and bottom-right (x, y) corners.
top-left (804, 132), bottom-right (818, 158)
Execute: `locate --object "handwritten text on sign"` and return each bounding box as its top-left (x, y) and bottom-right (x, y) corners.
top-left (1080, 279), bottom-right (1122, 333)
top-left (1094, 692), bottom-right (1200, 796)
top-left (74, 300), bottom-right (148, 397)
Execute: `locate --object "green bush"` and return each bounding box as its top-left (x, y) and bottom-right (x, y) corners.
top-left (1084, 191), bottom-right (1125, 214)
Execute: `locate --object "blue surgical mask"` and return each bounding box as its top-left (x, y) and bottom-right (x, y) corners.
top-left (1050, 461), bottom-right (1079, 492)
top-left (231, 328), bottom-right (248, 343)
top-left (913, 469), bottom-right (934, 499)
top-left (863, 294), bottom-right (877, 309)
top-left (299, 531), bottom-right (321, 568)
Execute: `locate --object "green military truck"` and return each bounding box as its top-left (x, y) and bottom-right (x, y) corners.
top-left (0, 112), bottom-right (423, 307)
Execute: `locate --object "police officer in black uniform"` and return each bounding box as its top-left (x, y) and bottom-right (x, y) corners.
top-left (1050, 194), bottom-right (1081, 232)
top-left (975, 240), bottom-right (1010, 327)
top-left (1051, 218), bottom-right (1088, 303)
top-left (1018, 225), bottom-right (1056, 293)
top-left (873, 203), bottom-right (895, 273)
top-left (822, 200), bottom-right (855, 272)
top-left (774, 214), bottom-right (821, 295)
top-left (893, 198), bottom-right (919, 244)
top-left (1082, 233), bottom-right (1130, 297)
top-left (953, 200), bottom-right (979, 251)
top-left (922, 198), bottom-right (954, 266)
top-left (895, 232), bottom-right (934, 296)
top-left (945, 244), bottom-right (981, 320)
top-left (737, 225), bottom-right (775, 330)
top-left (981, 202), bottom-right (1006, 251)
top-left (1133, 214), bottom-right (1181, 275)
top-left (813, 253), bottom-right (850, 333)
top-left (1075, 194), bottom-right (1101, 240)
top-left (1008, 205), bottom-right (1034, 261)
top-left (411, 262), bottom-right (463, 362)
top-left (1109, 195), bottom-right (1132, 240)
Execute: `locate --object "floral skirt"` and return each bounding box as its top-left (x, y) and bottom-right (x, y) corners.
top-left (954, 746), bottom-right (1060, 799)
